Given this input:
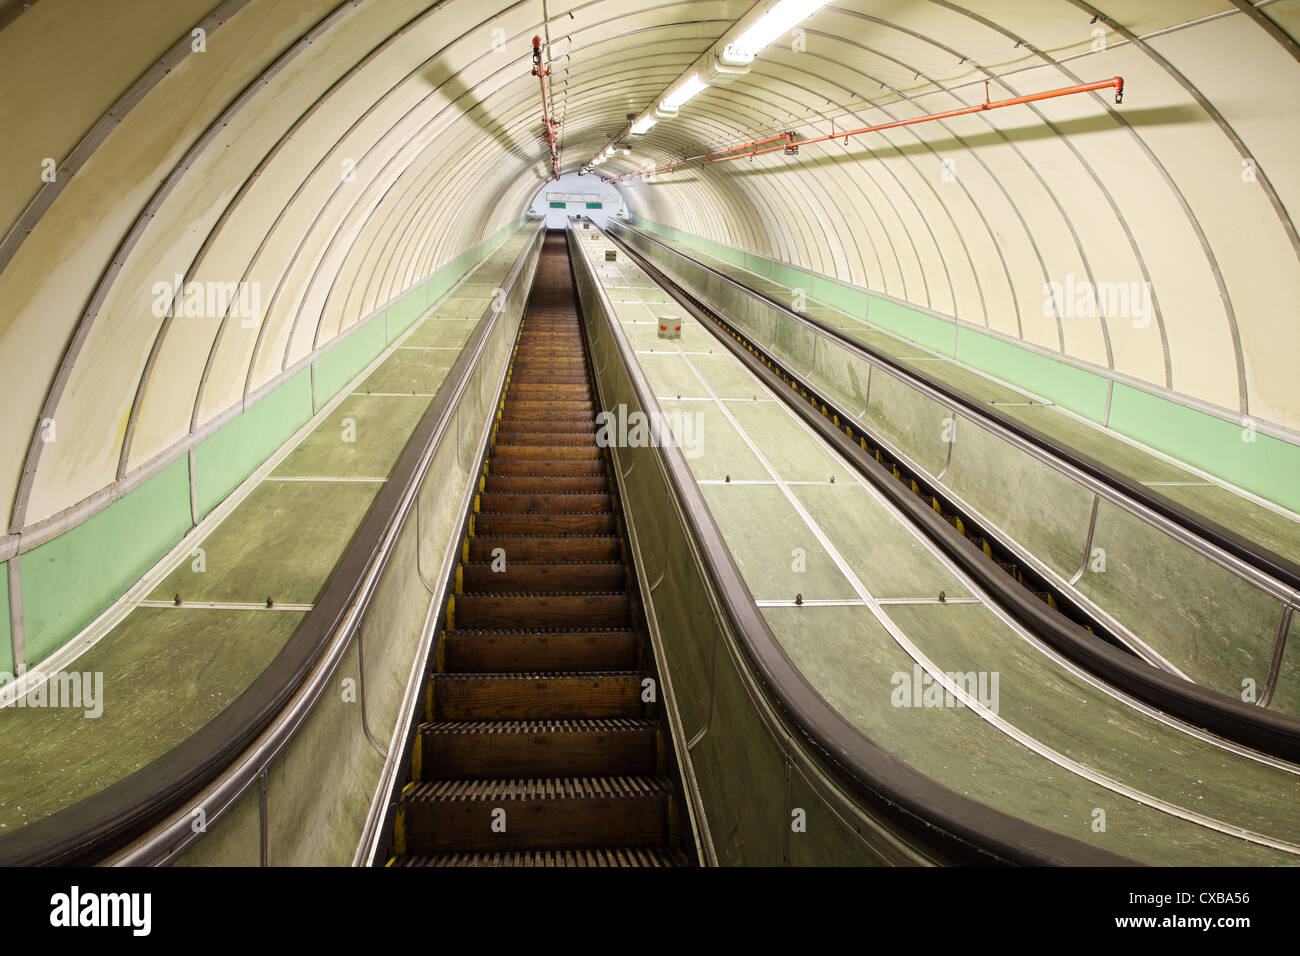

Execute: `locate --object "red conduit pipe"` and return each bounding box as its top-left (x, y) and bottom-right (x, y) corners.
top-left (611, 76), bottom-right (1123, 183)
top-left (533, 35), bottom-right (560, 181)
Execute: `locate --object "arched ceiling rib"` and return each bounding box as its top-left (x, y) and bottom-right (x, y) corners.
top-left (0, 0), bottom-right (1297, 547)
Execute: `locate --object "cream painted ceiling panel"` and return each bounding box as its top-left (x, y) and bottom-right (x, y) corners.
top-left (0, 0), bottom-right (217, 237)
top-left (126, 0), bottom-right (424, 471)
top-left (21, 0), bottom-right (342, 525)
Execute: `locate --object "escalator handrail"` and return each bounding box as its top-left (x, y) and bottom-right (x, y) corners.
top-left (608, 220), bottom-right (1300, 600)
top-left (567, 223), bottom-right (1137, 866)
top-left (0, 221), bottom-right (547, 867)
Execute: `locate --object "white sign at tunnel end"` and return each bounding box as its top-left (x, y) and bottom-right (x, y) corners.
top-left (49, 886), bottom-right (151, 936)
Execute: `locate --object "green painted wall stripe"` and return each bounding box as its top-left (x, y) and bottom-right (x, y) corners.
top-left (194, 369), bottom-right (315, 518)
top-left (16, 217), bottom-right (531, 669)
top-left (386, 282), bottom-right (428, 338)
top-left (1110, 384), bottom-right (1300, 513)
top-left (586, 202), bottom-right (602, 209)
top-left (315, 319), bottom-right (387, 401)
top-left (21, 458), bottom-right (192, 666)
top-left (549, 201), bottom-right (566, 208)
top-left (814, 276), bottom-right (867, 317)
top-left (626, 215), bottom-right (1300, 511)
top-left (955, 327), bottom-right (1109, 423)
top-left (869, 296), bottom-right (955, 357)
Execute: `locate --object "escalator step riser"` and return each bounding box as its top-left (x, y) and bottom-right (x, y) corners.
top-left (431, 672), bottom-right (644, 720)
top-left (462, 562), bottom-right (626, 593)
top-left (468, 535), bottom-right (620, 562)
top-left (479, 492), bottom-right (612, 514)
top-left (490, 445), bottom-right (602, 460)
top-left (483, 475), bottom-right (607, 494)
top-left (475, 513), bottom-right (617, 535)
top-left (494, 432), bottom-right (595, 446)
top-left (489, 460), bottom-right (606, 477)
top-left (453, 593), bottom-right (630, 630)
top-left (443, 629), bottom-right (638, 672)
top-left (418, 721), bottom-right (657, 779)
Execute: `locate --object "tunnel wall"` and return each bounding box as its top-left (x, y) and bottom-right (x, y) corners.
top-left (622, 214), bottom-right (1300, 515)
top-left (6, 213), bottom-right (524, 674)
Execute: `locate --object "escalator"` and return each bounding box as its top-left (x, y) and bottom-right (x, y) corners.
top-left (387, 232), bottom-right (691, 867)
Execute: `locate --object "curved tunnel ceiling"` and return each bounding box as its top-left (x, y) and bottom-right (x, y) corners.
top-left (0, 0), bottom-right (1297, 546)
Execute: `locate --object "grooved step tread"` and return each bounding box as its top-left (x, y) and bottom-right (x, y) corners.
top-left (400, 776), bottom-right (671, 853)
top-left (390, 847), bottom-right (685, 867)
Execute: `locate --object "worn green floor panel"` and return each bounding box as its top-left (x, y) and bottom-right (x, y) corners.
top-left (700, 484), bottom-right (856, 602)
top-left (656, 399), bottom-right (769, 483)
top-left (683, 353), bottom-right (770, 401)
top-left (723, 398), bottom-right (854, 484)
top-left (0, 607), bottom-right (304, 831)
top-left (760, 604), bottom-right (1293, 865)
top-left (637, 352), bottom-right (715, 401)
top-left (455, 282), bottom-right (504, 299)
top-left (839, 325), bottom-right (938, 360)
top-left (1142, 481), bottom-right (1300, 568)
top-left (275, 394), bottom-right (427, 480)
top-left (402, 317), bottom-right (480, 349)
top-left (149, 470), bottom-right (382, 607)
top-left (885, 602), bottom-right (1300, 841)
top-left (431, 297), bottom-right (489, 320)
top-left (792, 484), bottom-right (970, 600)
top-left (997, 402), bottom-right (1201, 483)
top-left (360, 348), bottom-right (456, 396)
top-left (899, 357), bottom-right (1039, 407)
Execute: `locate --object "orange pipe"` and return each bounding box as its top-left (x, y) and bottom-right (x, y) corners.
top-left (615, 77), bottom-right (1123, 181)
top-left (533, 36), bottom-right (560, 181)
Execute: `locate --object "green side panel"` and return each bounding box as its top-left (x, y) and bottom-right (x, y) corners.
top-left (1108, 384), bottom-right (1300, 513)
top-left (0, 564), bottom-right (10, 679)
top-left (21, 458), bottom-right (193, 666)
top-left (585, 202), bottom-right (602, 209)
top-left (386, 283), bottom-right (428, 339)
top-left (812, 275), bottom-right (867, 317)
top-left (313, 319), bottom-right (387, 406)
top-left (193, 369), bottom-right (314, 517)
top-left (772, 262), bottom-right (806, 291)
top-left (745, 253), bottom-right (773, 277)
top-left (549, 201), bottom-right (566, 208)
top-left (869, 296), bottom-right (956, 356)
top-left (955, 327), bottom-right (1109, 422)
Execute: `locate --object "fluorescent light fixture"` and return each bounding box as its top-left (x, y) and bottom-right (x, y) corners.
top-left (662, 74), bottom-right (707, 110)
top-left (603, 146), bottom-right (614, 157)
top-left (729, 0), bottom-right (831, 59)
top-left (630, 115), bottom-right (657, 135)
